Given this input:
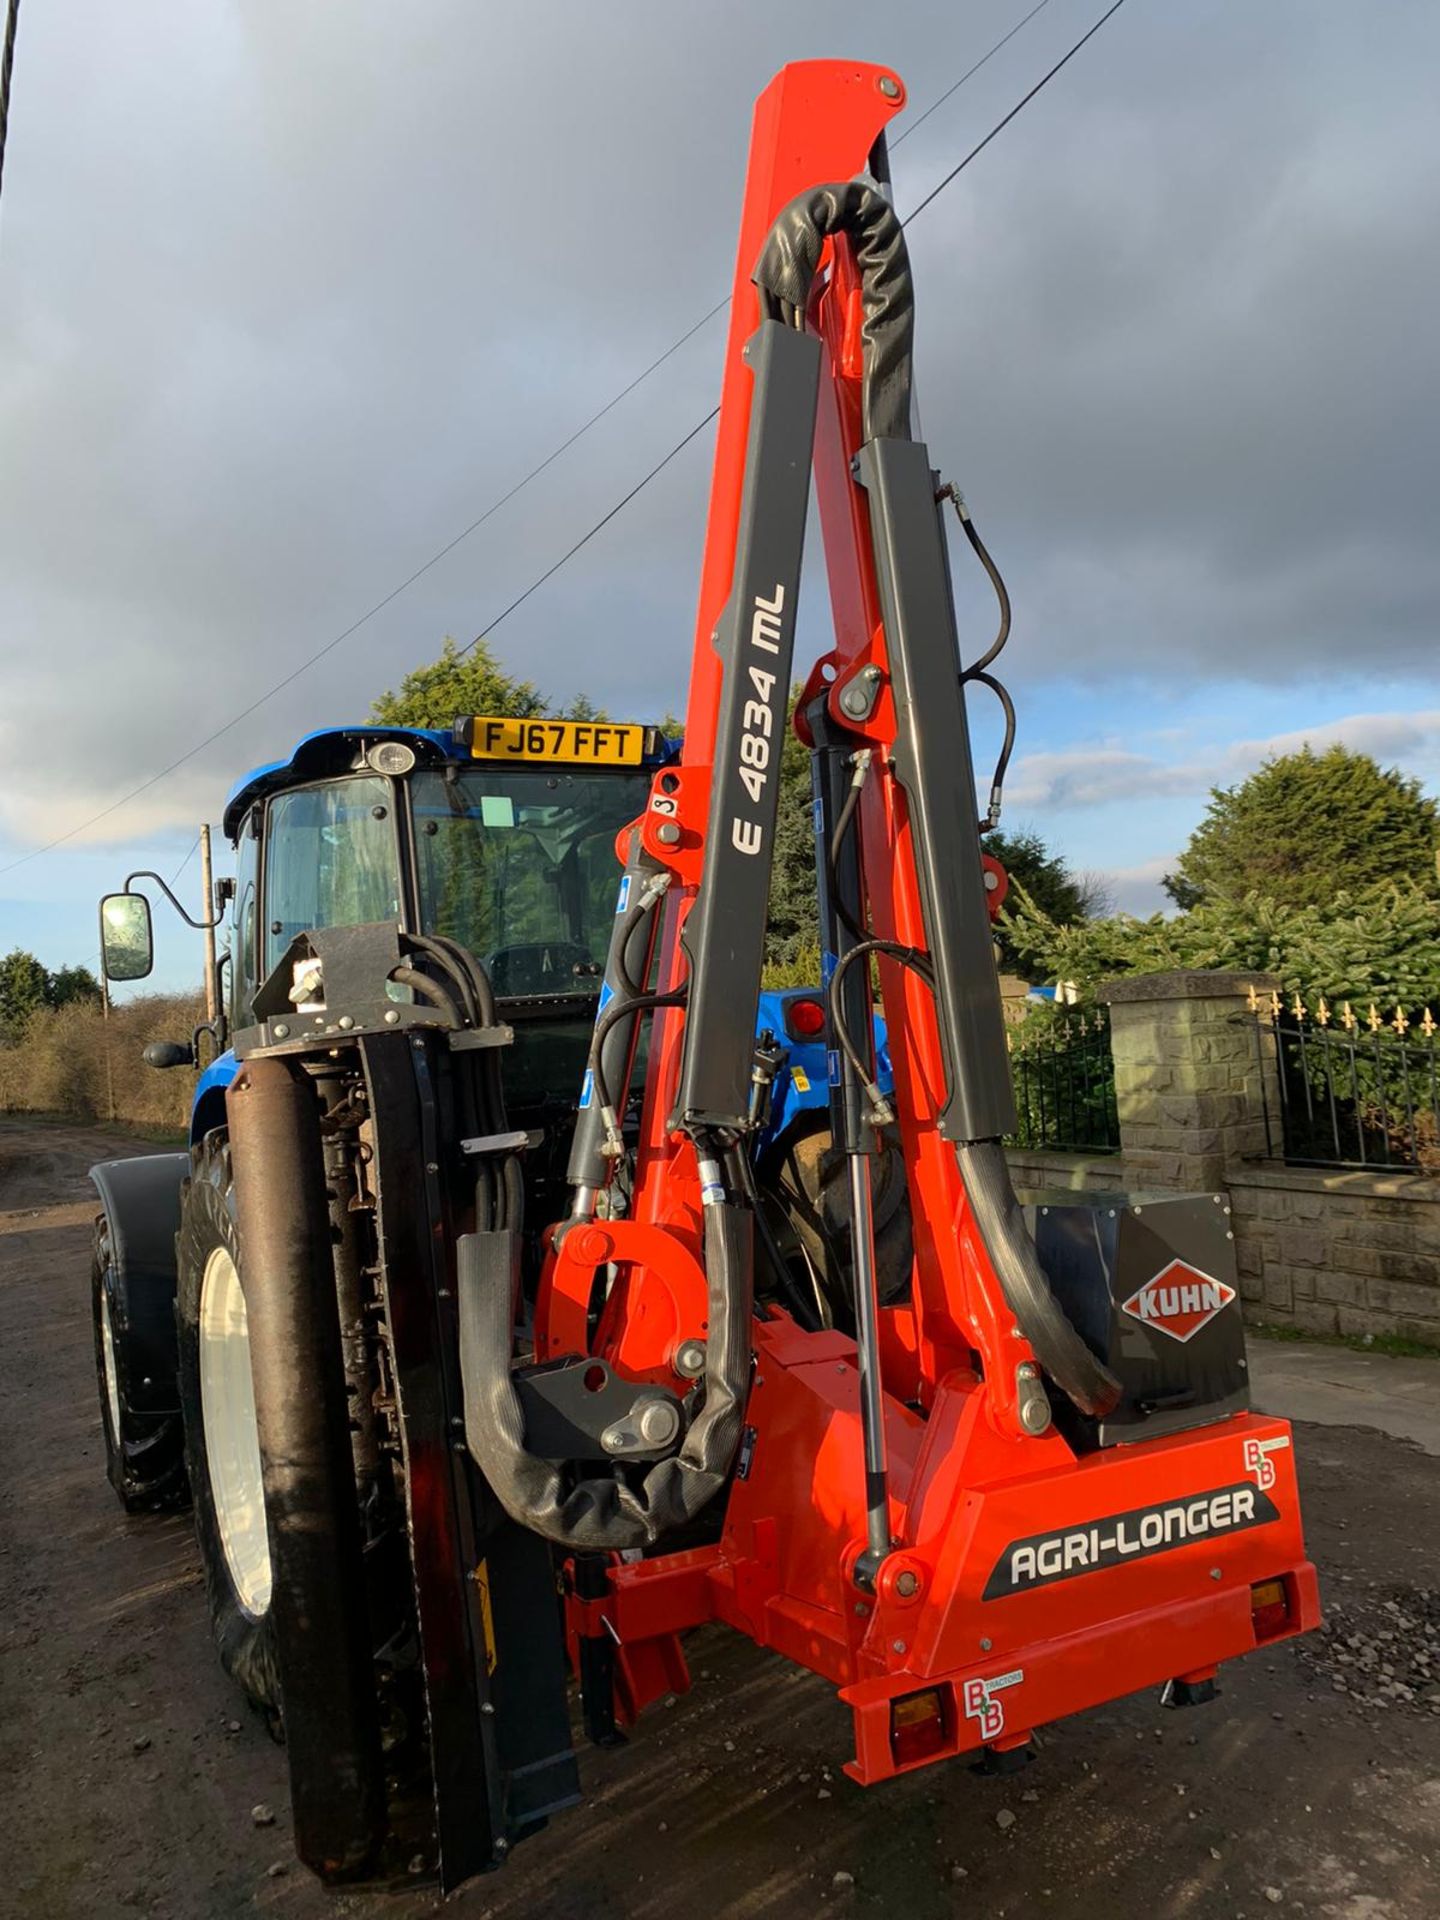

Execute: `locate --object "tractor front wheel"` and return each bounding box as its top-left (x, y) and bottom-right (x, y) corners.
top-left (176, 1129), bottom-right (281, 1718)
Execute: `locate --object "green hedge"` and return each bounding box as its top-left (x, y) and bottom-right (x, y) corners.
top-left (0, 993), bottom-right (205, 1133)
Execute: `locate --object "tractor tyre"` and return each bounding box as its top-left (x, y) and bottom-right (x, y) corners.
top-left (762, 1120), bottom-right (913, 1324)
top-left (91, 1214), bottom-right (188, 1513)
top-left (176, 1129), bottom-right (282, 1718)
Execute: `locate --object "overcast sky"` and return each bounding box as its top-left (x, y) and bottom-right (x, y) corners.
top-left (2, 1), bottom-right (1437, 992)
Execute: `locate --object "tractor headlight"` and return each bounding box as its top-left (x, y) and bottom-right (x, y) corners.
top-left (367, 740), bottom-right (417, 776)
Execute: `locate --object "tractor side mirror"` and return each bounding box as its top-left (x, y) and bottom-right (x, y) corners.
top-left (143, 1040), bottom-right (194, 1070)
top-left (99, 892), bottom-right (154, 982)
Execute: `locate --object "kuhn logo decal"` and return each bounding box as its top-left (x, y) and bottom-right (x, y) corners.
top-left (983, 1482), bottom-right (1279, 1599)
top-left (962, 1668), bottom-right (1024, 1741)
top-left (1122, 1258), bottom-right (1235, 1343)
top-left (1244, 1434), bottom-right (1291, 1490)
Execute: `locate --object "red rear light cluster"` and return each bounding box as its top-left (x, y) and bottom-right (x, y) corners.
top-left (890, 1687), bottom-right (948, 1768)
top-left (785, 995), bottom-right (827, 1041)
top-left (1250, 1576), bottom-right (1292, 1641)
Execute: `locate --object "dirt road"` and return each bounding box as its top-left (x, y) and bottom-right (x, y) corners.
top-left (2, 1117), bottom-right (1436, 1920)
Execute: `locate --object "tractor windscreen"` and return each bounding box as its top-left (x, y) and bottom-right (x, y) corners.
top-left (264, 776), bottom-right (404, 978)
top-left (412, 767), bottom-right (648, 1001)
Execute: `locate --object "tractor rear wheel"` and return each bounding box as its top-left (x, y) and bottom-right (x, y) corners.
top-left (760, 1120), bottom-right (913, 1328)
top-left (176, 1129), bottom-right (281, 1717)
top-left (91, 1214), bottom-right (187, 1512)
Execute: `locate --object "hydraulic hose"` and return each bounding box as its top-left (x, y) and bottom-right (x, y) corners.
top-left (438, 895), bottom-right (749, 1550)
top-left (736, 1137), bottom-right (821, 1331)
top-left (458, 1176), bottom-right (753, 1551)
top-left (389, 965), bottom-right (461, 1028)
top-left (955, 1139), bottom-right (1121, 1418)
top-left (405, 932), bottom-right (482, 1026)
top-left (585, 987), bottom-right (688, 1154)
top-left (828, 943), bottom-right (1122, 1419)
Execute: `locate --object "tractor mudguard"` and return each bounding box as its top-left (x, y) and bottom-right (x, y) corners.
top-left (90, 1153), bottom-right (189, 1411)
top-left (191, 1048), bottom-right (238, 1147)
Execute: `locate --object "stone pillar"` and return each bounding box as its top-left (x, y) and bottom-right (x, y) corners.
top-left (1100, 970), bottom-right (1281, 1193)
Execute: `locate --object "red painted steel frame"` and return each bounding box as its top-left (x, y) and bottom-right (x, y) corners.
top-left (538, 60), bottom-right (1319, 1781)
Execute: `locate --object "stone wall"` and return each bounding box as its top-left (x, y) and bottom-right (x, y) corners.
top-left (1228, 1164), bottom-right (1440, 1346)
top-left (1084, 969), bottom-right (1440, 1346)
top-left (1004, 1147), bottom-right (1122, 1196)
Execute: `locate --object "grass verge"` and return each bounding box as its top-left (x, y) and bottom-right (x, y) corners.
top-left (1247, 1318), bottom-right (1440, 1361)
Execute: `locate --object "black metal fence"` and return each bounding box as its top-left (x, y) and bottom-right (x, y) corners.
top-left (1249, 989), bottom-right (1440, 1172)
top-left (1007, 1005), bottom-right (1121, 1154)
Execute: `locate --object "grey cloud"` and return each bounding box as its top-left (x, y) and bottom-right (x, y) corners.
top-left (2, 0), bottom-right (1438, 870)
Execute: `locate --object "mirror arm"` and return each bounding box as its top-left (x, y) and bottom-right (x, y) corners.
top-left (192, 1016), bottom-right (230, 1067)
top-left (121, 871), bottom-right (226, 931)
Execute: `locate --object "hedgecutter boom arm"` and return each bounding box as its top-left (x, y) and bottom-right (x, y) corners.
top-left (515, 59), bottom-right (1317, 1783)
top-left (544, 61), bottom-right (1113, 1463)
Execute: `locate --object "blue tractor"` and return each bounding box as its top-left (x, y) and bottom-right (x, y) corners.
top-left (90, 715), bottom-right (905, 1869)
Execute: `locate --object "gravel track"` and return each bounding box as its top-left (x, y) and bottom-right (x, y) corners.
top-left (2, 1117), bottom-right (1436, 1920)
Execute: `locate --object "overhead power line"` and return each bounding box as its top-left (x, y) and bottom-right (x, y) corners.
top-left (0, 0), bottom-right (20, 216)
top-left (0, 0), bottom-right (1127, 876)
top-left (891, 0), bottom-right (1057, 148)
top-left (472, 0), bottom-right (1129, 651)
top-left (170, 834), bottom-right (201, 886)
top-left (456, 408), bottom-right (720, 655)
top-left (905, 0), bottom-right (1127, 223)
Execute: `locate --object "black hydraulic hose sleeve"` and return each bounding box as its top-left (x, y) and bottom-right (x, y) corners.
top-left (458, 1203), bottom-right (752, 1550)
top-left (752, 180), bottom-right (914, 443)
top-left (389, 966), bottom-right (461, 1028)
top-left (955, 1139), bottom-right (1122, 1418)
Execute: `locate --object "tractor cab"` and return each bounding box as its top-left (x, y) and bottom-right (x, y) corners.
top-left (216, 719), bottom-right (672, 1108)
top-left (100, 718), bottom-right (673, 1119)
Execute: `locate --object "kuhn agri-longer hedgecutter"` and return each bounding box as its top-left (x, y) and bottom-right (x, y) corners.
top-left (526, 56), bottom-right (1318, 1808)
top-left (90, 58), bottom-right (1319, 1891)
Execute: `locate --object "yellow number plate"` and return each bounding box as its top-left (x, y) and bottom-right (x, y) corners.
top-left (466, 717), bottom-right (646, 766)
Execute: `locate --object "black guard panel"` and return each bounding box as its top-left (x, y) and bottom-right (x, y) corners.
top-left (1026, 1190), bottom-right (1249, 1450)
top-left (359, 1031), bottom-right (578, 1886)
